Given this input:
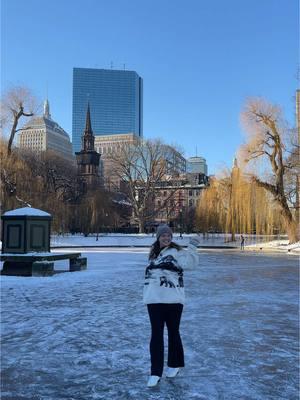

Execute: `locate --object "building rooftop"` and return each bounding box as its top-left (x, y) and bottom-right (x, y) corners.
top-left (22, 116), bottom-right (70, 139)
top-left (21, 99), bottom-right (70, 140)
top-left (3, 207), bottom-right (51, 217)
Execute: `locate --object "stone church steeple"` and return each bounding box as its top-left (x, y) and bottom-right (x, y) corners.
top-left (75, 104), bottom-right (101, 190)
top-left (82, 103), bottom-right (95, 151)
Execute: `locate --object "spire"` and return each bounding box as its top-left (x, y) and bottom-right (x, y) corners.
top-left (84, 102), bottom-right (93, 136)
top-left (82, 102), bottom-right (95, 151)
top-left (233, 157), bottom-right (238, 169)
top-left (43, 99), bottom-right (51, 119)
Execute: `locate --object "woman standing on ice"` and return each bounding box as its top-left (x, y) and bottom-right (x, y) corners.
top-left (143, 224), bottom-right (200, 388)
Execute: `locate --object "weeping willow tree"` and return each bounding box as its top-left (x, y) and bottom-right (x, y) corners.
top-left (1, 141), bottom-right (78, 230)
top-left (240, 98), bottom-right (299, 243)
top-left (0, 139), bottom-right (33, 211)
top-left (196, 178), bottom-right (225, 233)
top-left (196, 165), bottom-right (284, 239)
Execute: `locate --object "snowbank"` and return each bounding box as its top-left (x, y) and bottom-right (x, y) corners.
top-left (246, 240), bottom-right (300, 254)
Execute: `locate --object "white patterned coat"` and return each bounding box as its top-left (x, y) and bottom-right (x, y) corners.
top-left (143, 243), bottom-right (200, 305)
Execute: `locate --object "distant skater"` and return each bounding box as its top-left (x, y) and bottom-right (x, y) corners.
top-left (143, 225), bottom-right (200, 388)
top-left (240, 234), bottom-right (245, 250)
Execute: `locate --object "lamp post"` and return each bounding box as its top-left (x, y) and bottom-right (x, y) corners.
top-left (179, 208), bottom-right (183, 239)
top-left (105, 213), bottom-right (108, 233)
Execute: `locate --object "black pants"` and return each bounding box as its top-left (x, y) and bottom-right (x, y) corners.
top-left (147, 303), bottom-right (184, 377)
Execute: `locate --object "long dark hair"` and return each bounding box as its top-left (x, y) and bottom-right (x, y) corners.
top-left (148, 240), bottom-right (182, 260)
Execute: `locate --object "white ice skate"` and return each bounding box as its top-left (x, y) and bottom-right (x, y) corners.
top-left (147, 375), bottom-right (161, 387)
top-left (166, 367), bottom-right (180, 378)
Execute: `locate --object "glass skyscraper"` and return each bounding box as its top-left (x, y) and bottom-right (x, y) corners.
top-left (186, 156), bottom-right (208, 175)
top-left (72, 67), bottom-right (143, 153)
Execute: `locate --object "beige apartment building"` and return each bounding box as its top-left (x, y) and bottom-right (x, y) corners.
top-left (94, 133), bottom-right (137, 190)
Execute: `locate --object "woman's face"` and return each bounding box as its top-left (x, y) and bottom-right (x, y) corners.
top-left (159, 233), bottom-right (172, 248)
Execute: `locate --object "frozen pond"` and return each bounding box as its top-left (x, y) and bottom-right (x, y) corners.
top-left (1, 249), bottom-right (299, 400)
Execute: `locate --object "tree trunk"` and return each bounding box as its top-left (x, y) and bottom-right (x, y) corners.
top-left (254, 178), bottom-right (299, 243)
top-left (138, 219), bottom-right (145, 233)
top-left (7, 115), bottom-right (20, 156)
top-left (285, 220), bottom-right (299, 244)
top-left (280, 205), bottom-right (299, 243)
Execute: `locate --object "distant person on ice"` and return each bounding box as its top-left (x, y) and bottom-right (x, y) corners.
top-left (240, 234), bottom-right (245, 250)
top-left (143, 224), bottom-right (200, 387)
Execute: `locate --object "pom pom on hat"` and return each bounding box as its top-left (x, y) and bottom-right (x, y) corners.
top-left (156, 224), bottom-right (173, 239)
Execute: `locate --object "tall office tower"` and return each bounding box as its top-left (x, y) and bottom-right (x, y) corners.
top-left (18, 99), bottom-right (73, 161)
top-left (186, 156), bottom-right (208, 175)
top-left (72, 67), bottom-right (143, 153)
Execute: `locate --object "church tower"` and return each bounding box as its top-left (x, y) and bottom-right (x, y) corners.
top-left (75, 103), bottom-right (101, 190)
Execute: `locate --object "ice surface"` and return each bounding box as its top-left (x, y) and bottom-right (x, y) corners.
top-left (1, 249), bottom-right (299, 400)
top-left (50, 233), bottom-right (300, 254)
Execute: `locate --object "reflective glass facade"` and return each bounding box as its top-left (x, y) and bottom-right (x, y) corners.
top-left (72, 68), bottom-right (143, 153)
top-left (186, 156), bottom-right (208, 175)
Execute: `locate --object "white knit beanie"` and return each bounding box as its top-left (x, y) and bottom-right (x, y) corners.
top-left (156, 224), bottom-right (173, 239)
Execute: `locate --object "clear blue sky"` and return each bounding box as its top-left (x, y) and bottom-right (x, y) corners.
top-left (1, 0), bottom-right (299, 174)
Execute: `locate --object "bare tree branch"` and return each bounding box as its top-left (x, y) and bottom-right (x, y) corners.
top-left (109, 138), bottom-right (184, 232)
top-left (1, 86), bottom-right (38, 156)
